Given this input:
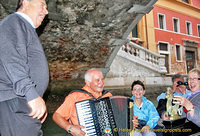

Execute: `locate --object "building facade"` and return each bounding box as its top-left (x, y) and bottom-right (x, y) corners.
top-left (131, 0), bottom-right (200, 75)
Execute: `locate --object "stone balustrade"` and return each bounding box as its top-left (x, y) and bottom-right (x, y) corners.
top-left (120, 40), bottom-right (167, 74)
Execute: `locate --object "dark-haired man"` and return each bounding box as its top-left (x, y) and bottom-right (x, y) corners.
top-left (156, 74), bottom-right (191, 120)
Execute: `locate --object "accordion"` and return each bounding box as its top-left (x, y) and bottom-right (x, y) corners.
top-left (75, 96), bottom-right (133, 136)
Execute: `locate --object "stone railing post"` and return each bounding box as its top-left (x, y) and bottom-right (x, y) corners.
top-left (121, 40), bottom-right (167, 74)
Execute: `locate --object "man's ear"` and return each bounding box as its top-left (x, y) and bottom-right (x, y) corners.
top-left (85, 80), bottom-right (90, 86)
top-left (22, 0), bottom-right (29, 10)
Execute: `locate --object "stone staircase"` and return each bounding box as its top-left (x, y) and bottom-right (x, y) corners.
top-left (104, 40), bottom-right (171, 93)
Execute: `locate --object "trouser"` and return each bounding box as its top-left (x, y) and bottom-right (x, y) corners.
top-left (0, 97), bottom-right (42, 136)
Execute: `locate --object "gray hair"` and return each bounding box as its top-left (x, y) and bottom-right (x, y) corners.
top-left (16, 0), bottom-right (32, 11)
top-left (84, 68), bottom-right (101, 82)
top-left (172, 74), bottom-right (184, 83)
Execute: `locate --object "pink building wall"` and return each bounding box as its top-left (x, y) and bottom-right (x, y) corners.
top-left (153, 6), bottom-right (200, 47)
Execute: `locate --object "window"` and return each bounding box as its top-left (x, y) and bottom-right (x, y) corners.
top-left (198, 24), bottom-right (200, 37)
top-left (175, 45), bottom-right (181, 61)
top-left (186, 21), bottom-right (192, 35)
top-left (182, 0), bottom-right (189, 3)
top-left (158, 14), bottom-right (166, 30)
top-left (159, 42), bottom-right (168, 51)
top-left (132, 26), bottom-right (138, 38)
top-left (173, 18), bottom-right (180, 33)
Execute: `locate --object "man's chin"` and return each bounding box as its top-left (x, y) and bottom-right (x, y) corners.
top-left (96, 89), bottom-right (103, 92)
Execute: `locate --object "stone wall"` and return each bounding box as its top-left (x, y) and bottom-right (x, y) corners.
top-left (0, 0), bottom-right (157, 93)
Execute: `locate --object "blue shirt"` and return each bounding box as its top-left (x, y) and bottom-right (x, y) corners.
top-left (131, 96), bottom-right (160, 129)
top-left (157, 89), bottom-right (191, 102)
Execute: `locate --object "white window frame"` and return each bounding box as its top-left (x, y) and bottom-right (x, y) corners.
top-left (173, 17), bottom-right (180, 33)
top-left (158, 41), bottom-right (169, 53)
top-left (197, 24), bottom-right (200, 37)
top-left (175, 44), bottom-right (182, 62)
top-left (158, 13), bottom-right (166, 30)
top-left (186, 21), bottom-right (192, 35)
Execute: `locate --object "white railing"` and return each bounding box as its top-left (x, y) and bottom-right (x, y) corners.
top-left (119, 41), bottom-right (167, 73)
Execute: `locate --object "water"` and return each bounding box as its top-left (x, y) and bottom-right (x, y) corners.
top-left (42, 114), bottom-right (66, 136)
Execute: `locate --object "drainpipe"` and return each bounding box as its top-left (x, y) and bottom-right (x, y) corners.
top-left (145, 14), bottom-right (149, 49)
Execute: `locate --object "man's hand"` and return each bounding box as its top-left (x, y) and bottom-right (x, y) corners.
top-left (70, 125), bottom-right (85, 136)
top-left (141, 125), bottom-right (150, 133)
top-left (132, 115), bottom-right (139, 129)
top-left (28, 96), bottom-right (47, 123)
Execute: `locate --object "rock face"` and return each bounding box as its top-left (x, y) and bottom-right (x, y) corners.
top-left (0, 0), bottom-right (157, 92)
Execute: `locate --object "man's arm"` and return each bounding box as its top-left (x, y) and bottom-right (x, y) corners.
top-left (52, 112), bottom-right (85, 136)
top-left (156, 99), bottom-right (167, 119)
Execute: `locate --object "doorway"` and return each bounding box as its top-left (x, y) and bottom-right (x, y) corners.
top-left (186, 51), bottom-right (195, 73)
top-left (160, 53), bottom-right (169, 73)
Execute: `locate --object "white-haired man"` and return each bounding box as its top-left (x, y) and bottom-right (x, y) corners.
top-left (53, 68), bottom-right (112, 136)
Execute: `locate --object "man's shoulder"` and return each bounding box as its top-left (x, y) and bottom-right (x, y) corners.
top-left (102, 90), bottom-right (112, 95)
top-left (144, 98), bottom-right (155, 107)
top-left (64, 90), bottom-right (91, 103)
top-left (158, 92), bottom-right (166, 97)
top-left (0, 13), bottom-right (16, 26)
top-left (67, 89), bottom-right (89, 97)
top-left (102, 91), bottom-right (112, 97)
top-left (157, 92), bottom-right (166, 101)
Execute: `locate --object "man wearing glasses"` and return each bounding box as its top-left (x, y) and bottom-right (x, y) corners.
top-left (156, 74), bottom-right (191, 120)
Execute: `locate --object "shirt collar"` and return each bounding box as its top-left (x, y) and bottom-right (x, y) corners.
top-left (15, 12), bottom-right (35, 28)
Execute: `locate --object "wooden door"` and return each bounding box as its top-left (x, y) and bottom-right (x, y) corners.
top-left (186, 51), bottom-right (195, 73)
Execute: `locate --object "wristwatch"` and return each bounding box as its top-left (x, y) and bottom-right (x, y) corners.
top-left (67, 125), bottom-right (72, 133)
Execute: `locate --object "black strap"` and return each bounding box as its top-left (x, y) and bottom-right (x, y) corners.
top-left (69, 89), bottom-right (109, 100)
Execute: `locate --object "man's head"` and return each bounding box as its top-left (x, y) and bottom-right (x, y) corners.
top-left (172, 74), bottom-right (185, 93)
top-left (17, 0), bottom-right (48, 28)
top-left (84, 68), bottom-right (104, 93)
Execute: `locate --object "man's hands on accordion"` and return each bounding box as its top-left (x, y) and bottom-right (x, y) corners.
top-left (69, 125), bottom-right (85, 136)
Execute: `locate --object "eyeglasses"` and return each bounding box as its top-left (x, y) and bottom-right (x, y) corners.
top-left (133, 88), bottom-right (143, 92)
top-left (188, 78), bottom-right (200, 81)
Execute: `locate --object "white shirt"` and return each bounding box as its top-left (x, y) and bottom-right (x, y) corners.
top-left (15, 12), bottom-right (35, 28)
